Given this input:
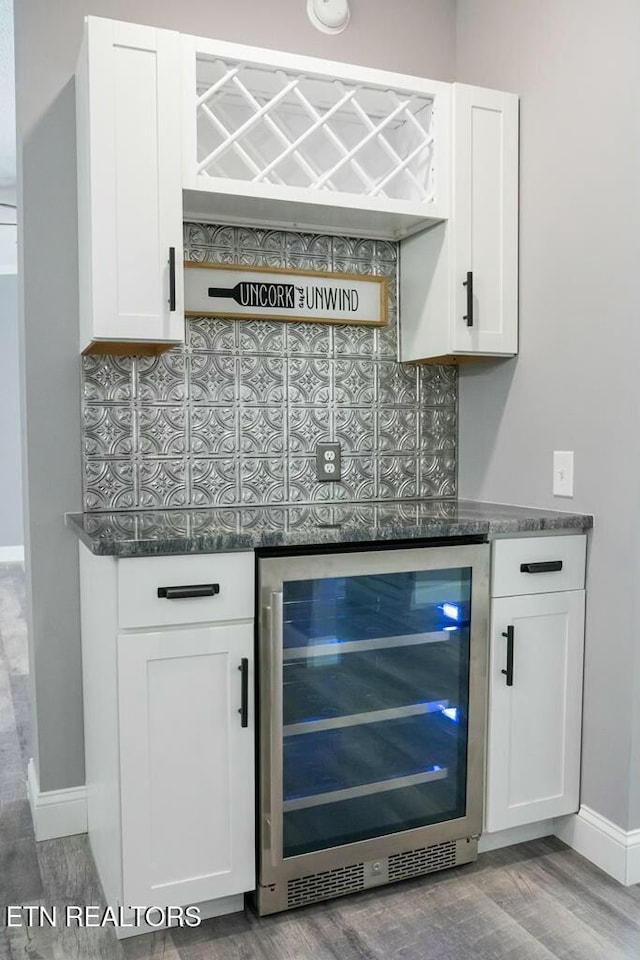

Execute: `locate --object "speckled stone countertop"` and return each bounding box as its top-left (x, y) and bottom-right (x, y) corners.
top-left (66, 499), bottom-right (593, 558)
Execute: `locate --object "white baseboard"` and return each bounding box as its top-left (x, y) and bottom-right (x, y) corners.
top-left (0, 545), bottom-right (24, 563)
top-left (27, 759), bottom-right (88, 841)
top-left (478, 819), bottom-right (554, 853)
top-left (554, 805), bottom-right (640, 885)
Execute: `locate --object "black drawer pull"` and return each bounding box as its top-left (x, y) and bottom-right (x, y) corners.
top-left (520, 561), bottom-right (563, 574)
top-left (239, 658), bottom-right (249, 728)
top-left (501, 625), bottom-right (514, 686)
top-left (157, 583), bottom-right (220, 600)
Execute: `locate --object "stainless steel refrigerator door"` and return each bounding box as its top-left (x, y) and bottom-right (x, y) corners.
top-left (258, 543), bottom-right (489, 902)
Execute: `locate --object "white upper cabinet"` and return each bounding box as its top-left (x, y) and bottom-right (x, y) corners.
top-left (76, 18), bottom-right (184, 355)
top-left (180, 34), bottom-right (451, 239)
top-left (76, 18), bottom-right (518, 360)
top-left (452, 85), bottom-right (518, 355)
top-left (399, 83), bottom-right (519, 362)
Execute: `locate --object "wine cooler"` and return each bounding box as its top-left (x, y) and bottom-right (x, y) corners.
top-left (256, 541), bottom-right (490, 915)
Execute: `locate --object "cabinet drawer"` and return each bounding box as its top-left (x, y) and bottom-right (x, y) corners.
top-left (491, 535), bottom-right (586, 598)
top-left (118, 553), bottom-right (254, 629)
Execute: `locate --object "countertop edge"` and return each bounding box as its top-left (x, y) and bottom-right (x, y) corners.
top-left (65, 506), bottom-right (593, 559)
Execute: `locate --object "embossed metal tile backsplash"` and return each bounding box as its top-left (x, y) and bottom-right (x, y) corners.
top-left (81, 224), bottom-right (457, 511)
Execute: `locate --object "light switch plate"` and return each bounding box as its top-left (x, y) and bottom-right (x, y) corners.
top-left (553, 450), bottom-right (574, 497)
top-left (316, 442), bottom-right (341, 481)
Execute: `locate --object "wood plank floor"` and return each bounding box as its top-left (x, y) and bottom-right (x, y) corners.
top-left (1, 563), bottom-right (640, 959)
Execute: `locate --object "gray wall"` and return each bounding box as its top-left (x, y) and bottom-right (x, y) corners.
top-left (456, 0), bottom-right (640, 830)
top-left (0, 273), bottom-right (22, 548)
top-left (14, 1), bottom-right (456, 791)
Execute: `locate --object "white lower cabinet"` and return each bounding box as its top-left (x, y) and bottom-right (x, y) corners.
top-left (79, 546), bottom-right (255, 933)
top-left (79, 535), bottom-right (588, 927)
top-left (485, 589), bottom-right (585, 832)
top-left (118, 624), bottom-right (255, 908)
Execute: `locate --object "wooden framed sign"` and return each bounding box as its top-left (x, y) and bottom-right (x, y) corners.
top-left (184, 262), bottom-right (388, 326)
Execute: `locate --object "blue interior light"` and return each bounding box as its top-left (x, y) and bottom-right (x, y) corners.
top-left (440, 602), bottom-right (461, 621)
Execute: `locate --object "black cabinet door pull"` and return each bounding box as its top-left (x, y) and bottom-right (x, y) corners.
top-left (168, 246), bottom-right (177, 312)
top-left (463, 271), bottom-right (473, 326)
top-left (501, 625), bottom-right (514, 687)
top-left (520, 560), bottom-right (563, 574)
top-left (239, 658), bottom-right (249, 728)
top-left (157, 583), bottom-right (220, 600)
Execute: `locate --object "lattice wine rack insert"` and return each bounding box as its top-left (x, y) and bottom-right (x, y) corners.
top-left (195, 57), bottom-right (437, 203)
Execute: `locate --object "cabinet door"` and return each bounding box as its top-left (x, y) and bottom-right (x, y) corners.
top-left (485, 591), bottom-right (584, 833)
top-left (452, 84), bottom-right (518, 356)
top-left (77, 18), bottom-right (184, 350)
top-left (118, 624), bottom-right (254, 907)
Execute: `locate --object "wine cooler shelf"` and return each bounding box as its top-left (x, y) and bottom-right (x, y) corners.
top-left (283, 633), bottom-right (466, 726)
top-left (283, 710), bottom-right (464, 806)
top-left (282, 629), bottom-right (463, 657)
top-left (283, 591), bottom-right (471, 651)
top-left (283, 776), bottom-right (465, 858)
top-left (283, 698), bottom-right (452, 737)
top-left (283, 768), bottom-right (449, 812)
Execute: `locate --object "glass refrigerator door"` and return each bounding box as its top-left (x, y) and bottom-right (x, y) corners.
top-left (279, 566), bottom-right (471, 859)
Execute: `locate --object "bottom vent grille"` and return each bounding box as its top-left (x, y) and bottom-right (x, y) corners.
top-left (284, 841), bottom-right (460, 910)
top-left (287, 863), bottom-right (365, 908)
top-left (387, 841), bottom-right (457, 881)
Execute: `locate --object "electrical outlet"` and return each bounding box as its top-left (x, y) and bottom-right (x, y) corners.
top-left (316, 442), bottom-right (341, 481)
top-left (553, 451), bottom-right (574, 497)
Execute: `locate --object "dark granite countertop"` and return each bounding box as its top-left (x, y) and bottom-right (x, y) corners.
top-left (65, 499), bottom-right (592, 558)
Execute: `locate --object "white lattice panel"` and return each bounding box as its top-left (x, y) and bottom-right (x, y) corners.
top-left (194, 57), bottom-right (437, 204)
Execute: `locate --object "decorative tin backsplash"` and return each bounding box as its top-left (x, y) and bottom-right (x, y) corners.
top-left (81, 224), bottom-right (457, 511)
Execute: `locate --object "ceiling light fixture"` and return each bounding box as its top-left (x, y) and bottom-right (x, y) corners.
top-left (306, 0), bottom-right (350, 34)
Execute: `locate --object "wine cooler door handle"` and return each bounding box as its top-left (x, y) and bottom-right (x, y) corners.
top-left (501, 625), bottom-right (514, 687)
top-left (268, 591), bottom-right (284, 868)
top-left (168, 247), bottom-right (176, 312)
top-left (238, 658), bottom-right (249, 728)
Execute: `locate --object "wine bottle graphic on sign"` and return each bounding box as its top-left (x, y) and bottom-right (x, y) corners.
top-left (208, 281), bottom-right (296, 309)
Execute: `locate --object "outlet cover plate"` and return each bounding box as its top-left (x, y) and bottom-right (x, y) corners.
top-left (316, 442), bottom-right (341, 481)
